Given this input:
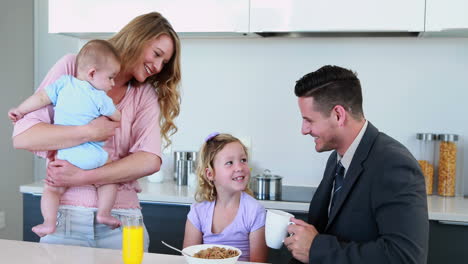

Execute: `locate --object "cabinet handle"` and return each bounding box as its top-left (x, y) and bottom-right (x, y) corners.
top-left (438, 220), bottom-right (468, 226)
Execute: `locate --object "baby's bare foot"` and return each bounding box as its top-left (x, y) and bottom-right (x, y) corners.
top-left (96, 214), bottom-right (121, 229)
top-left (32, 222), bottom-right (56, 237)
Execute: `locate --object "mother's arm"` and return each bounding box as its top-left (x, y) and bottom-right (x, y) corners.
top-left (13, 116), bottom-right (118, 151)
top-left (46, 151), bottom-right (161, 187)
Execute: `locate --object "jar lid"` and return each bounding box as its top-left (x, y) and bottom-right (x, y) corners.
top-left (254, 169), bottom-right (283, 180)
top-left (438, 134), bottom-right (459, 142)
top-left (416, 133), bottom-right (438, 141)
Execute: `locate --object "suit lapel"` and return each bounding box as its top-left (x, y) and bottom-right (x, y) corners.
top-left (308, 153), bottom-right (336, 232)
top-left (325, 122), bottom-right (379, 231)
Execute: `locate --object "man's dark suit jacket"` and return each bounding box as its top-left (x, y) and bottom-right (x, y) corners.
top-left (291, 122), bottom-right (429, 264)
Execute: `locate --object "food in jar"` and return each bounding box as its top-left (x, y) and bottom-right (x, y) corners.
top-left (438, 141), bottom-right (457, 196)
top-left (418, 160), bottom-right (434, 195)
top-left (193, 246), bottom-right (239, 259)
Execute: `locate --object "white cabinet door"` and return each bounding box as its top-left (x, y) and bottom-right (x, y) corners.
top-left (49, 0), bottom-right (249, 36)
top-left (250, 0), bottom-right (425, 32)
top-left (426, 0), bottom-right (468, 31)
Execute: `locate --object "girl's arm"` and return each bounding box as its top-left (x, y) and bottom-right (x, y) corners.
top-left (249, 227), bottom-right (268, 263)
top-left (13, 116), bottom-right (119, 151)
top-left (183, 219), bottom-right (203, 248)
top-left (46, 151), bottom-right (160, 186)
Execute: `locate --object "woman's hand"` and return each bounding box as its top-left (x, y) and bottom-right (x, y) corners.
top-left (86, 116), bottom-right (120, 142)
top-left (45, 159), bottom-right (88, 187)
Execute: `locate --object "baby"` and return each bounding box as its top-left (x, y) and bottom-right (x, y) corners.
top-left (8, 39), bottom-right (122, 237)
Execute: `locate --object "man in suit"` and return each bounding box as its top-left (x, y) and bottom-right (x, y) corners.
top-left (284, 65), bottom-right (428, 263)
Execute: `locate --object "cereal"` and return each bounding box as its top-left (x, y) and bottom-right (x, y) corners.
top-left (418, 160), bottom-right (433, 195)
top-left (193, 246), bottom-right (239, 259)
top-left (437, 141), bottom-right (457, 196)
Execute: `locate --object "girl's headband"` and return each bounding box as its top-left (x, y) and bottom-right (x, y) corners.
top-left (205, 132), bottom-right (220, 142)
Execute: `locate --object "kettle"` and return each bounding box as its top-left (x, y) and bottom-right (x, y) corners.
top-left (251, 169), bottom-right (282, 201)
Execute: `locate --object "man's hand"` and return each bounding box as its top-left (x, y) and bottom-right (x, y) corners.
top-left (86, 116), bottom-right (120, 142)
top-left (283, 218), bottom-right (319, 263)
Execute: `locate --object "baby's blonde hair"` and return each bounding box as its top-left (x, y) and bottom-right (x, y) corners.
top-left (195, 133), bottom-right (253, 202)
top-left (76, 39), bottom-right (120, 74)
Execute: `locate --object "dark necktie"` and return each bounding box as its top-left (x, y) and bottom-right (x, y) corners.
top-left (329, 161), bottom-right (345, 216)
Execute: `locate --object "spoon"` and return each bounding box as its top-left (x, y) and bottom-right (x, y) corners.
top-left (161, 241), bottom-right (192, 257)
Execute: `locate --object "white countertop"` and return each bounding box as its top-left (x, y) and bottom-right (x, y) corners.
top-left (20, 179), bottom-right (468, 222)
top-left (0, 239), bottom-right (265, 264)
top-left (20, 180), bottom-right (310, 212)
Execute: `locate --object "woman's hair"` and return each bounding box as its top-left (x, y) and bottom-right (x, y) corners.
top-left (76, 39), bottom-right (120, 73)
top-left (195, 133), bottom-right (253, 202)
top-left (108, 12), bottom-right (181, 147)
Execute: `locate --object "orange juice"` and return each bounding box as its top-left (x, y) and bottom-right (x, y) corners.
top-left (122, 226), bottom-right (144, 264)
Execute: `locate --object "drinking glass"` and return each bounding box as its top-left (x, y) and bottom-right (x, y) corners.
top-left (122, 215), bottom-right (144, 264)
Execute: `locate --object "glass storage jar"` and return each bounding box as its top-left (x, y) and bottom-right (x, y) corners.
top-left (437, 134), bottom-right (459, 197)
top-left (416, 133), bottom-right (438, 195)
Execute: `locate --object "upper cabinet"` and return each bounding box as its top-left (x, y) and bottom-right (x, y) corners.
top-left (49, 0), bottom-right (468, 38)
top-left (250, 0), bottom-right (425, 33)
top-left (49, 0), bottom-right (250, 37)
top-left (425, 0), bottom-right (468, 33)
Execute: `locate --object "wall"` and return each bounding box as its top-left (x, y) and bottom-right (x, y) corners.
top-left (35, 3), bottom-right (468, 194)
top-left (0, 0), bottom-right (34, 240)
top-left (175, 37), bottom-right (468, 194)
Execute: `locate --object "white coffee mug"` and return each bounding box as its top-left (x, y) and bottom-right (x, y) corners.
top-left (265, 209), bottom-right (295, 249)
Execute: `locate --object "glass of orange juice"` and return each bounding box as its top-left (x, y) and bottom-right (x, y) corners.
top-left (122, 215), bottom-right (144, 264)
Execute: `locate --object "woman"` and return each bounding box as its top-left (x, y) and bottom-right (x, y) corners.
top-left (12, 12), bottom-right (181, 250)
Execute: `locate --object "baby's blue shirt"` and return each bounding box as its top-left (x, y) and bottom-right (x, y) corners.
top-left (45, 75), bottom-right (116, 170)
top-left (46, 75), bottom-right (116, 127)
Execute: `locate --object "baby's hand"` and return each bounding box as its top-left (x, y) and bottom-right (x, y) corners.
top-left (7, 108), bottom-right (24, 122)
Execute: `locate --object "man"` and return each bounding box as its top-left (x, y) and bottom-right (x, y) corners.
top-left (284, 65), bottom-right (428, 263)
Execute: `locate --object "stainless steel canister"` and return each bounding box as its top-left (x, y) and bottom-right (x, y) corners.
top-left (174, 151), bottom-right (198, 185)
top-left (251, 169), bottom-right (282, 200)
top-left (176, 159), bottom-right (188, 185)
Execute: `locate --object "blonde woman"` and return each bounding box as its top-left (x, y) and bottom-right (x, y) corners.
top-left (183, 133), bottom-right (268, 262)
top-left (12, 12), bottom-right (181, 250)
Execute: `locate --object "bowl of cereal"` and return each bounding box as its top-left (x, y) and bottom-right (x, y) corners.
top-left (182, 244), bottom-right (242, 264)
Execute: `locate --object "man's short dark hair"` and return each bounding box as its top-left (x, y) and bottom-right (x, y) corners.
top-left (295, 65), bottom-right (364, 119)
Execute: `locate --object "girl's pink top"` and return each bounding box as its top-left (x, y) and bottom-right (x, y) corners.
top-left (13, 54), bottom-right (162, 209)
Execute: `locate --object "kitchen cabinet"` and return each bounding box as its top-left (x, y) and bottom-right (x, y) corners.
top-left (250, 0), bottom-right (425, 33)
top-left (427, 220), bottom-right (468, 264)
top-left (425, 0), bottom-right (468, 35)
top-left (49, 0), bottom-right (250, 38)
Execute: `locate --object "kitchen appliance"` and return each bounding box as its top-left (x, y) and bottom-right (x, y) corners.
top-left (251, 169), bottom-right (282, 200)
top-left (174, 151), bottom-right (198, 186)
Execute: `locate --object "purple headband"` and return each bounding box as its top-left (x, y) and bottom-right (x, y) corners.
top-left (205, 132), bottom-right (220, 142)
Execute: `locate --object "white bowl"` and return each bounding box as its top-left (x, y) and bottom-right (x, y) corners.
top-left (182, 244), bottom-right (242, 264)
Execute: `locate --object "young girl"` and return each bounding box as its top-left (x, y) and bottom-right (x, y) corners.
top-left (183, 133), bottom-right (268, 262)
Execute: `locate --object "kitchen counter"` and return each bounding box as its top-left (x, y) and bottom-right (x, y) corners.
top-left (0, 239), bottom-right (265, 264)
top-left (20, 180), bottom-right (310, 212)
top-left (20, 180), bottom-right (468, 222)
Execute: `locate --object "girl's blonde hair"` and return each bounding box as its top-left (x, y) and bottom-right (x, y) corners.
top-left (108, 12), bottom-right (181, 148)
top-left (195, 133), bottom-right (253, 202)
